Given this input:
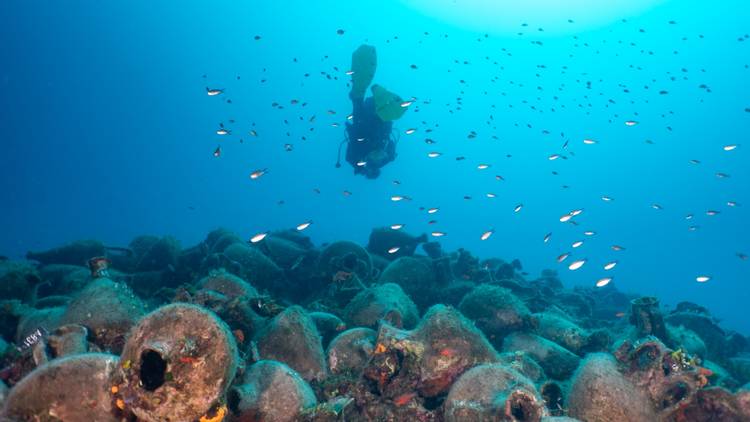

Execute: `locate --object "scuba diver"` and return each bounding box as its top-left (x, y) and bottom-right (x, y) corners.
top-left (336, 45), bottom-right (407, 179)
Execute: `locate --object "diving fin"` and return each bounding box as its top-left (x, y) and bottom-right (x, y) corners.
top-left (371, 84), bottom-right (407, 121)
top-left (350, 44), bottom-right (377, 100)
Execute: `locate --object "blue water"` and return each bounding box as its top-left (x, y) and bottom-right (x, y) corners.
top-left (1, 0), bottom-right (748, 334)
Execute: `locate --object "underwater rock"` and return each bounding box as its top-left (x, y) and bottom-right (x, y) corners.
top-left (134, 236), bottom-right (180, 272)
top-left (25, 239), bottom-right (106, 266)
top-left (309, 311), bottom-right (346, 348)
top-left (568, 353), bottom-right (656, 422)
top-left (0, 260), bottom-right (41, 303)
top-left (459, 284), bottom-right (535, 347)
top-left (113, 303), bottom-right (239, 422)
top-left (227, 360), bottom-right (317, 422)
top-left (255, 305), bottom-right (328, 381)
top-left (327, 327), bottom-right (376, 375)
top-left (377, 256), bottom-right (436, 310)
top-left (61, 278), bottom-right (145, 353)
top-left (223, 242), bottom-right (286, 294)
top-left (366, 227), bottom-right (427, 260)
top-left (2, 353), bottom-right (120, 421)
top-left (541, 418), bottom-right (580, 422)
top-left (318, 240), bottom-right (373, 282)
top-left (444, 363), bottom-right (547, 422)
top-left (502, 333), bottom-right (580, 381)
top-left (343, 283), bottom-right (419, 330)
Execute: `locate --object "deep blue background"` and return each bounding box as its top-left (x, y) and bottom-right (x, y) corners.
top-left (1, 0), bottom-right (748, 333)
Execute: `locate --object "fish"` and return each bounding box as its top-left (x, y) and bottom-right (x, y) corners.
top-left (477, 164), bottom-right (490, 170)
top-left (568, 259), bottom-right (587, 270)
top-left (601, 196), bottom-right (614, 202)
top-left (431, 231), bottom-right (446, 237)
top-left (549, 154), bottom-right (561, 160)
top-left (393, 393), bottom-right (417, 407)
top-left (249, 130), bottom-right (258, 137)
top-left (206, 88), bottom-right (224, 96)
top-left (705, 210), bottom-right (720, 216)
top-left (405, 128), bottom-right (417, 135)
top-left (356, 161), bottom-right (367, 167)
top-left (723, 144), bottom-right (738, 151)
top-left (514, 204), bottom-right (523, 213)
top-left (390, 224), bottom-right (404, 230)
top-left (250, 169), bottom-right (268, 180)
top-left (583, 138), bottom-right (597, 144)
top-left (391, 195), bottom-right (406, 202)
top-left (544, 232), bottom-right (552, 243)
top-left (596, 277), bottom-right (613, 287)
top-left (583, 231), bottom-right (596, 236)
top-left (216, 128), bottom-right (231, 135)
top-left (486, 193), bottom-right (497, 198)
top-left (559, 214), bottom-right (573, 223)
top-left (570, 209), bottom-right (583, 216)
top-left (427, 152), bottom-right (442, 158)
top-left (557, 252), bottom-right (570, 263)
top-left (611, 245), bottom-right (626, 251)
top-left (480, 230), bottom-right (494, 241)
top-left (652, 204), bottom-right (663, 210)
top-left (213, 146), bottom-right (221, 157)
top-left (427, 207), bottom-right (439, 214)
top-left (624, 120), bottom-right (639, 126)
top-left (249, 232), bottom-right (268, 243)
top-left (572, 240), bottom-right (584, 248)
top-left (696, 275), bottom-right (711, 283)
top-left (727, 201), bottom-right (738, 207)
top-left (388, 246), bottom-right (400, 254)
top-left (737, 252), bottom-right (748, 260)
top-left (716, 172), bottom-right (730, 178)
top-left (400, 100), bottom-right (413, 108)
top-left (296, 221), bottom-right (312, 231)
top-left (604, 261), bottom-right (617, 270)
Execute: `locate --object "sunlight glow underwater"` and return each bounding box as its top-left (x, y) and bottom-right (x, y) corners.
top-left (401, 0), bottom-right (669, 35)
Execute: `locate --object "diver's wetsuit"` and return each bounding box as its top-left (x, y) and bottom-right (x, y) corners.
top-left (345, 95), bottom-right (395, 179)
